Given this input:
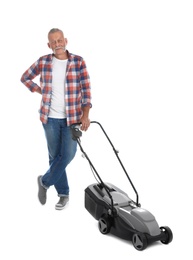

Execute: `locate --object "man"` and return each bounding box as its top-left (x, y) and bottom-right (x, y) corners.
top-left (21, 28), bottom-right (92, 210)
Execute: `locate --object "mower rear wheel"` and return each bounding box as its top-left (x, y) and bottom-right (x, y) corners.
top-left (132, 233), bottom-right (148, 251)
top-left (160, 226), bottom-right (173, 244)
top-left (98, 215), bottom-right (111, 234)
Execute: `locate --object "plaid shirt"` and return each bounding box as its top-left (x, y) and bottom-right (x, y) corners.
top-left (21, 51), bottom-right (92, 125)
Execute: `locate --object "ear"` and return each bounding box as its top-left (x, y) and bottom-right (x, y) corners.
top-left (47, 42), bottom-right (51, 48)
top-left (65, 38), bottom-right (68, 45)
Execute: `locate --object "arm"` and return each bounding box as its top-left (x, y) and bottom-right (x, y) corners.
top-left (20, 59), bottom-right (42, 94)
top-left (80, 105), bottom-right (90, 131)
top-left (79, 59), bottom-right (92, 131)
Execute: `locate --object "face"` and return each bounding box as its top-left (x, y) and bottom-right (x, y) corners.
top-left (47, 31), bottom-right (67, 55)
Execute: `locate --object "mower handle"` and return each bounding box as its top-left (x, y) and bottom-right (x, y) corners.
top-left (70, 123), bottom-right (82, 140)
top-left (70, 121), bottom-right (140, 207)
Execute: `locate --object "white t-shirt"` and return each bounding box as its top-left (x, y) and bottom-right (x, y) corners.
top-left (48, 57), bottom-right (68, 119)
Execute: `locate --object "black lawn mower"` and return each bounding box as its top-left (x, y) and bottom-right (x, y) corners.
top-left (70, 121), bottom-right (173, 251)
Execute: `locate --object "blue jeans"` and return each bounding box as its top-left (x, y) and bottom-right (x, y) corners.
top-left (41, 118), bottom-right (77, 196)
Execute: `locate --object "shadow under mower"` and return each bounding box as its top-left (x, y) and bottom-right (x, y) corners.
top-left (70, 121), bottom-right (173, 251)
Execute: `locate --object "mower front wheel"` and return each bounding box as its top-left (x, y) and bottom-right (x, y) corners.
top-left (132, 233), bottom-right (148, 251)
top-left (160, 226), bottom-right (173, 244)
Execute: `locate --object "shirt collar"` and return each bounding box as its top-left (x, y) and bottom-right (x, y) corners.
top-left (51, 50), bottom-right (71, 60)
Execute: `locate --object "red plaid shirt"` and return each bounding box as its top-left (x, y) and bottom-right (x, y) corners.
top-left (21, 51), bottom-right (92, 125)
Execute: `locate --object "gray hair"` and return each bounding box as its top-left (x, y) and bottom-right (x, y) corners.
top-left (48, 28), bottom-right (64, 38)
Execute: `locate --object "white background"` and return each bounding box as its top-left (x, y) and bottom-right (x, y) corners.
top-left (1, 0), bottom-right (193, 259)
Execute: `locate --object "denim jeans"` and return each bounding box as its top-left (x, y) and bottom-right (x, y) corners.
top-left (41, 118), bottom-right (77, 196)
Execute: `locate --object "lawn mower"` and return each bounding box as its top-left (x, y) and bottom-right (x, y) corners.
top-left (70, 121), bottom-right (173, 251)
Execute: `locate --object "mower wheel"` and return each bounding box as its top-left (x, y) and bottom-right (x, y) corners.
top-left (132, 233), bottom-right (148, 251)
top-left (98, 215), bottom-right (111, 234)
top-left (160, 226), bottom-right (173, 244)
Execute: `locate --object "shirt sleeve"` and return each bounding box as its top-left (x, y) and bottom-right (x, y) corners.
top-left (20, 59), bottom-right (40, 92)
top-left (80, 59), bottom-right (92, 108)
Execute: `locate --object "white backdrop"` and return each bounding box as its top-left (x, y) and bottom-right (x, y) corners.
top-left (1, 0), bottom-right (193, 259)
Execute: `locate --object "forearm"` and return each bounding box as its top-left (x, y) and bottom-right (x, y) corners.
top-left (82, 105), bottom-right (90, 119)
top-left (20, 60), bottom-right (40, 93)
top-left (21, 76), bottom-right (40, 93)
top-left (80, 106), bottom-right (90, 131)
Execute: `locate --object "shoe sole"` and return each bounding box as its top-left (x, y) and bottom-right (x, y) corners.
top-left (55, 201), bottom-right (69, 210)
top-left (55, 206), bottom-right (66, 210)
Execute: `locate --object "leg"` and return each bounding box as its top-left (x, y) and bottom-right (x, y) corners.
top-left (42, 118), bottom-right (61, 167)
top-left (37, 118), bottom-right (61, 205)
top-left (41, 118), bottom-right (77, 195)
top-left (41, 118), bottom-right (63, 188)
top-left (54, 120), bottom-right (77, 196)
